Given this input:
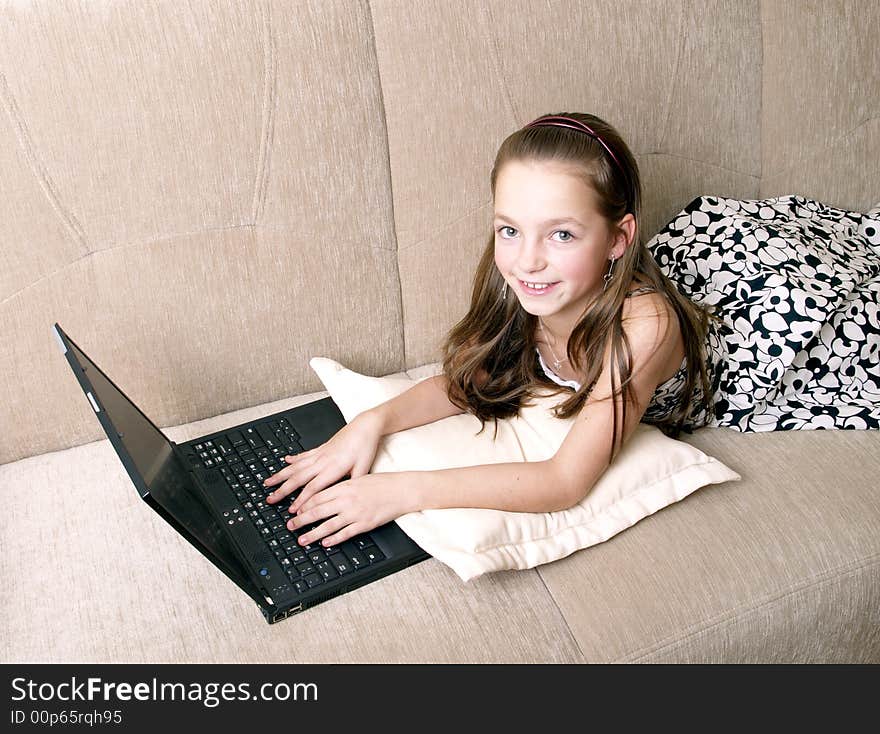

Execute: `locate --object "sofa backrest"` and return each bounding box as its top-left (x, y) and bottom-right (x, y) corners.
top-left (1, 0), bottom-right (876, 465)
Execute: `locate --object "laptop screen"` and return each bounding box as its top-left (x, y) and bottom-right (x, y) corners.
top-left (61, 331), bottom-right (262, 600)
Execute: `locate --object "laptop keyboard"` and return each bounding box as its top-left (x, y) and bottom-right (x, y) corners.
top-left (193, 417), bottom-right (385, 595)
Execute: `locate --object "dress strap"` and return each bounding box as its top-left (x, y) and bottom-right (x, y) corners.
top-left (625, 285), bottom-right (657, 298)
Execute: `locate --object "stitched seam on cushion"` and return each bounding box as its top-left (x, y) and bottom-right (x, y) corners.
top-left (762, 114), bottom-right (880, 181)
top-left (250, 0), bottom-right (277, 225)
top-left (0, 69), bottom-right (89, 257)
top-left (758, 0), bottom-right (764, 182)
top-left (470, 456), bottom-right (730, 554)
top-left (365, 0), bottom-right (406, 369)
top-left (534, 567), bottom-right (588, 663)
top-left (0, 223), bottom-right (390, 307)
top-left (398, 200), bottom-right (492, 253)
top-left (655, 0), bottom-right (686, 153)
top-left (481, 2), bottom-right (520, 128)
top-left (640, 151), bottom-right (760, 180)
top-left (620, 552), bottom-right (880, 663)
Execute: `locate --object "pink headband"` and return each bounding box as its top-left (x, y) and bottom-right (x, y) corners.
top-left (523, 114), bottom-right (626, 177)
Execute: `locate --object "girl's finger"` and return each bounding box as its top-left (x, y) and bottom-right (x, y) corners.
top-left (294, 484), bottom-right (340, 519)
top-left (283, 471), bottom-right (332, 511)
top-left (319, 523), bottom-right (364, 548)
top-left (264, 451), bottom-right (317, 487)
top-left (288, 496), bottom-right (339, 534)
top-left (266, 462), bottom-right (319, 501)
top-left (350, 455), bottom-right (372, 478)
top-left (295, 511), bottom-right (348, 546)
top-left (289, 471), bottom-right (338, 514)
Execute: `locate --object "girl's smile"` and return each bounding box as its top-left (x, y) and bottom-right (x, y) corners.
top-left (518, 279), bottom-right (561, 296)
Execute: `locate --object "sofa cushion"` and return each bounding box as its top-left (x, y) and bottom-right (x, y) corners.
top-left (309, 358), bottom-right (739, 582)
top-left (538, 426), bottom-right (880, 663)
top-left (0, 387), bottom-right (584, 664)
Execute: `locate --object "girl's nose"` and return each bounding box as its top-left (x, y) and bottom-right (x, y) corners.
top-left (517, 238), bottom-right (546, 272)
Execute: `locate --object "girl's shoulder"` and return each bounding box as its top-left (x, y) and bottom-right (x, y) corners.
top-left (622, 281), bottom-right (673, 320)
top-left (620, 282), bottom-right (682, 356)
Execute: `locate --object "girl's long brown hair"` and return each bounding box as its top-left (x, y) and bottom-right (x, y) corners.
top-left (441, 112), bottom-right (713, 458)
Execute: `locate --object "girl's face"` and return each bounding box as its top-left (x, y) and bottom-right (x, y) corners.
top-left (493, 158), bottom-right (630, 332)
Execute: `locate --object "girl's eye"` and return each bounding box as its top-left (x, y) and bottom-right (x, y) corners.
top-left (552, 230), bottom-right (574, 243)
top-left (497, 226), bottom-right (518, 238)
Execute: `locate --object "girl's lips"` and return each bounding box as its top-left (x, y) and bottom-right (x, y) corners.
top-left (518, 279), bottom-right (560, 296)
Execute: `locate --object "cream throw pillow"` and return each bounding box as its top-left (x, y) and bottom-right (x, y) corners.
top-left (310, 358), bottom-right (740, 581)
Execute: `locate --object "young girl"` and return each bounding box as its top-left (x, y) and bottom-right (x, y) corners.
top-left (264, 112), bottom-right (715, 549)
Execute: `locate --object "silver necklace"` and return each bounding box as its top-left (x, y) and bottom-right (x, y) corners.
top-left (538, 318), bottom-right (568, 371)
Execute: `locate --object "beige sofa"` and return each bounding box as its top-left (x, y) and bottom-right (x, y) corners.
top-left (2, 0), bottom-right (878, 663)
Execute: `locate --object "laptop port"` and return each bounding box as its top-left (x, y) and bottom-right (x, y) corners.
top-left (271, 604), bottom-right (302, 623)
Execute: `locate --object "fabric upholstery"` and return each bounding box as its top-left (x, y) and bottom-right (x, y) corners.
top-left (0, 0), bottom-right (402, 464)
top-left (0, 0), bottom-right (878, 665)
top-left (760, 0), bottom-right (880, 210)
top-left (3, 1), bottom-right (879, 463)
top-left (0, 385), bottom-right (584, 663)
top-left (371, 0), bottom-right (763, 368)
top-left (539, 427), bottom-right (880, 663)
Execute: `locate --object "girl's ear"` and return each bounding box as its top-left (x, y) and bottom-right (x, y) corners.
top-left (610, 213), bottom-right (637, 260)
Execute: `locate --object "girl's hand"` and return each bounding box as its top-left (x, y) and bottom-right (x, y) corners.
top-left (286, 472), bottom-right (414, 547)
top-left (263, 410), bottom-right (384, 509)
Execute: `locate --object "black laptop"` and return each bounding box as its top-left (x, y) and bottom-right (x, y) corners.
top-left (53, 324), bottom-right (429, 623)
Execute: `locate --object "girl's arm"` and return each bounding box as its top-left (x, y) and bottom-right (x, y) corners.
top-left (369, 373), bottom-right (466, 436)
top-left (265, 372), bottom-right (468, 506)
top-left (290, 295), bottom-right (683, 546)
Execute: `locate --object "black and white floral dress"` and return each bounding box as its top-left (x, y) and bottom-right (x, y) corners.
top-left (651, 195), bottom-right (879, 431)
top-left (539, 195), bottom-right (880, 432)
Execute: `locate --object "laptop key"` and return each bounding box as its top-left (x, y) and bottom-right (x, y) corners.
top-left (286, 440), bottom-right (304, 455)
top-left (290, 550), bottom-right (307, 566)
top-left (216, 437), bottom-right (234, 455)
top-left (347, 549), bottom-right (367, 569)
top-left (304, 573), bottom-right (323, 588)
top-left (316, 561), bottom-right (338, 581)
top-left (331, 556), bottom-right (352, 575)
top-left (364, 546), bottom-right (385, 563)
top-left (228, 430), bottom-right (246, 447)
top-left (245, 428), bottom-right (264, 450)
top-left (257, 424), bottom-right (279, 449)
top-left (293, 580), bottom-right (308, 594)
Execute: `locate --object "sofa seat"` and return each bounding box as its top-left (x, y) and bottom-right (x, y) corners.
top-left (2, 368), bottom-right (878, 663)
top-left (0, 373), bottom-right (583, 664)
